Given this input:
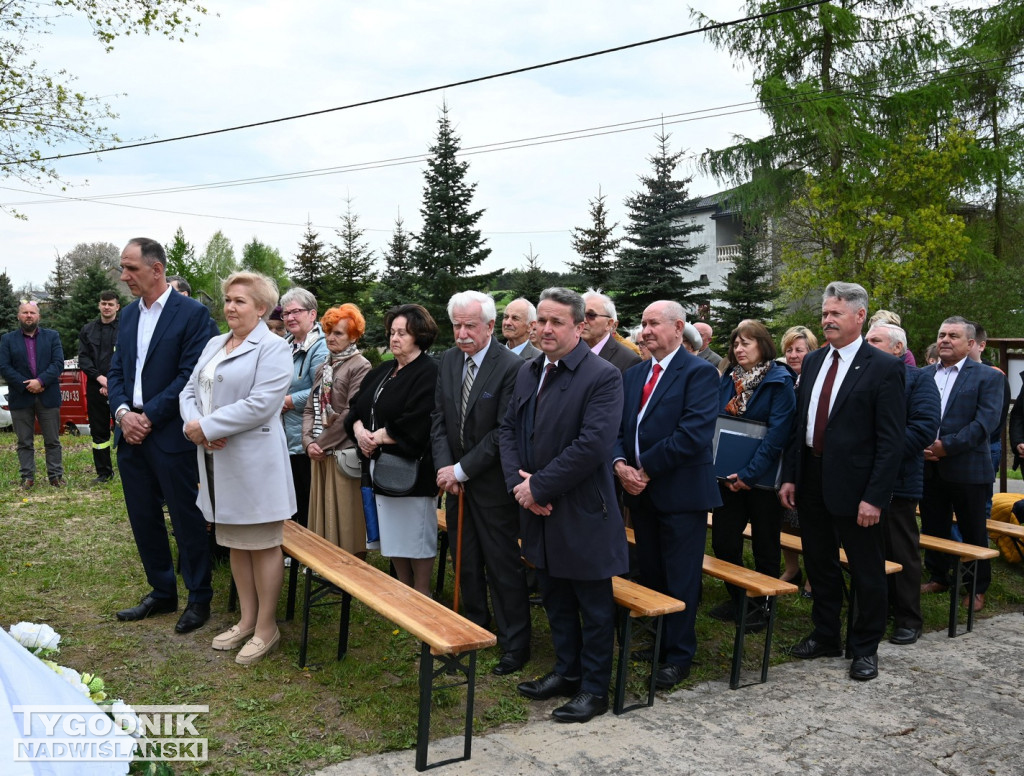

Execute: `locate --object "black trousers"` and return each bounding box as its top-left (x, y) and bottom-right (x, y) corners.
top-left (883, 496), bottom-right (922, 631)
top-left (290, 453), bottom-right (312, 528)
top-left (799, 454), bottom-right (887, 657)
top-left (86, 384), bottom-right (113, 479)
top-left (446, 492), bottom-right (531, 656)
top-left (539, 571), bottom-right (616, 697)
top-left (712, 484), bottom-right (782, 605)
top-left (920, 473), bottom-right (991, 593)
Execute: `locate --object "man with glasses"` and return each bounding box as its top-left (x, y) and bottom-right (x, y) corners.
top-left (581, 289), bottom-right (641, 373)
top-left (280, 288), bottom-right (327, 528)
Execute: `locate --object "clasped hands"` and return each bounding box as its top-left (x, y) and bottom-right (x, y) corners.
top-left (183, 419), bottom-right (226, 451)
top-left (514, 470), bottom-right (552, 515)
top-left (121, 411), bottom-right (155, 445)
top-left (23, 378), bottom-right (44, 394)
top-left (614, 461), bottom-right (649, 496)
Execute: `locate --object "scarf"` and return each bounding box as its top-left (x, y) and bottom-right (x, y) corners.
top-left (724, 361), bottom-right (772, 416)
top-left (289, 324), bottom-right (322, 356)
top-left (310, 343), bottom-right (360, 440)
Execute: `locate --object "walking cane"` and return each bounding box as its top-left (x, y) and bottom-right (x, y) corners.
top-left (452, 488), bottom-right (465, 612)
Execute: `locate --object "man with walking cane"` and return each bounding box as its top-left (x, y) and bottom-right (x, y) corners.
top-left (431, 290), bottom-right (531, 676)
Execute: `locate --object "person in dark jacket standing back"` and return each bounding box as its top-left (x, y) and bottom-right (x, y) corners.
top-left (78, 291), bottom-right (120, 483)
top-left (500, 287), bottom-right (627, 724)
top-left (865, 323), bottom-right (940, 645)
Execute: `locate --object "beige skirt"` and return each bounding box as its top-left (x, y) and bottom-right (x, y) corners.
top-left (308, 455), bottom-right (366, 555)
top-left (215, 520), bottom-right (284, 550)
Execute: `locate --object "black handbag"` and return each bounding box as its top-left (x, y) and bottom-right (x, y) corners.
top-left (372, 451), bottom-right (419, 497)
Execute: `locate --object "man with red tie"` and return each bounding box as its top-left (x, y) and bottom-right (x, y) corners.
top-left (613, 300), bottom-right (721, 689)
top-left (779, 282), bottom-right (905, 681)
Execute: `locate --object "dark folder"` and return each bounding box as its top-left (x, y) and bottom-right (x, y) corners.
top-left (712, 415), bottom-right (782, 491)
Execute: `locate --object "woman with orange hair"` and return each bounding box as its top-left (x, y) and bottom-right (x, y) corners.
top-left (302, 304), bottom-right (372, 554)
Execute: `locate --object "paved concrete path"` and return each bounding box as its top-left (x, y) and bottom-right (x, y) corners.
top-left (317, 612), bottom-right (1024, 776)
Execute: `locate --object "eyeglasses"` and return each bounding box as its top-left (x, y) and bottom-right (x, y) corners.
top-left (281, 308), bottom-right (311, 318)
top-left (584, 311), bottom-right (612, 321)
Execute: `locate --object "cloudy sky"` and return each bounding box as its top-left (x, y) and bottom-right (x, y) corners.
top-left (0, 0), bottom-right (769, 292)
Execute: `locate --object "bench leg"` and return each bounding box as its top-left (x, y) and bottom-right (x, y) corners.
top-left (338, 591), bottom-right (351, 662)
top-left (760, 596), bottom-right (777, 685)
top-left (730, 601), bottom-right (748, 690)
top-left (948, 558), bottom-right (962, 637)
top-left (965, 559), bottom-right (978, 635)
top-left (299, 567), bottom-right (313, 669)
top-left (948, 558), bottom-right (977, 637)
top-left (613, 612), bottom-right (632, 715)
top-left (414, 644), bottom-right (477, 772)
top-left (435, 530), bottom-right (449, 600)
top-left (285, 554), bottom-right (300, 621)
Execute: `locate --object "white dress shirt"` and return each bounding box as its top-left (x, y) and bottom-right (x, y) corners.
top-left (804, 337), bottom-right (863, 448)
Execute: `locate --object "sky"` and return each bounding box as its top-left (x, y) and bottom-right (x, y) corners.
top-left (0, 0), bottom-right (769, 292)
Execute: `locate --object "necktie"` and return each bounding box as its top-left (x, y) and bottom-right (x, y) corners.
top-left (460, 357), bottom-right (477, 444)
top-left (811, 350), bottom-right (841, 455)
top-left (537, 363), bottom-right (557, 403)
top-left (640, 363), bottom-right (662, 409)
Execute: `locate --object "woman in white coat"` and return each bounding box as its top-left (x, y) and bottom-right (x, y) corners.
top-left (180, 271), bottom-right (294, 665)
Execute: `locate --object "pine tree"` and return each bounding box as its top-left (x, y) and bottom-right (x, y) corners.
top-left (411, 103), bottom-right (491, 337)
top-left (52, 263), bottom-right (126, 356)
top-left (332, 197), bottom-right (377, 307)
top-left (290, 220), bottom-right (333, 302)
top-left (508, 244), bottom-right (550, 302)
top-left (713, 224), bottom-right (780, 340)
top-left (370, 216), bottom-right (417, 348)
top-left (0, 271), bottom-right (18, 332)
top-left (568, 187), bottom-right (619, 291)
top-left (616, 132), bottom-right (706, 325)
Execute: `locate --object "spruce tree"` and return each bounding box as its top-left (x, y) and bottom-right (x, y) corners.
top-left (0, 271), bottom-right (18, 332)
top-left (411, 103), bottom-right (491, 339)
top-left (165, 227), bottom-right (208, 294)
top-left (713, 225), bottom-right (780, 341)
top-left (45, 252), bottom-right (74, 319)
top-left (290, 220), bottom-right (333, 302)
top-left (616, 132), bottom-right (706, 325)
top-left (369, 216), bottom-right (417, 351)
top-left (569, 187), bottom-right (619, 291)
top-left (53, 263), bottom-right (127, 356)
top-left (332, 197), bottom-right (377, 307)
top-left (509, 245), bottom-right (550, 303)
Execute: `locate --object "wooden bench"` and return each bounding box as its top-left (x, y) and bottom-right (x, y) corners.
top-left (918, 532), bottom-right (999, 637)
top-left (625, 525), bottom-right (799, 690)
top-left (988, 517), bottom-right (1024, 560)
top-left (435, 511), bottom-right (687, 712)
top-left (281, 520), bottom-right (496, 772)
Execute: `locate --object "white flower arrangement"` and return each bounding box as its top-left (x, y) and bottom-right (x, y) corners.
top-left (9, 620), bottom-right (61, 655)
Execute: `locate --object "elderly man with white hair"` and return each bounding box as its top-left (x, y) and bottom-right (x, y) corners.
top-left (693, 322), bottom-right (723, 366)
top-left (581, 289), bottom-right (641, 372)
top-left (502, 297), bottom-right (541, 359)
top-left (431, 290), bottom-right (533, 675)
top-left (865, 322), bottom-right (940, 645)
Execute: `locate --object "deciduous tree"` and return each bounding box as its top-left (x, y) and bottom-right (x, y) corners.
top-left (241, 238), bottom-right (290, 293)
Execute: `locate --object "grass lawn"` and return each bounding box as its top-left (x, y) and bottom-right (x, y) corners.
top-left (2, 434), bottom-right (1024, 775)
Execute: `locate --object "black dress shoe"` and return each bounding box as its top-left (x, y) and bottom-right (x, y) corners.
top-left (889, 627), bottom-right (921, 645)
top-left (850, 654), bottom-right (878, 681)
top-left (116, 595), bottom-right (178, 621)
top-left (174, 601), bottom-right (211, 633)
top-left (552, 691), bottom-right (608, 723)
top-left (492, 651), bottom-right (529, 676)
top-left (517, 671), bottom-right (581, 701)
top-left (655, 662), bottom-right (690, 689)
top-left (789, 635), bottom-right (842, 659)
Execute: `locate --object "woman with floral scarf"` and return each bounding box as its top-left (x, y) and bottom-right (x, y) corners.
top-left (302, 304), bottom-right (372, 555)
top-left (708, 319), bottom-right (796, 632)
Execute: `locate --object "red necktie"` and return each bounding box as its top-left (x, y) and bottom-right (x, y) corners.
top-left (640, 363), bottom-right (662, 409)
top-left (811, 350), bottom-right (840, 455)
top-left (537, 363), bottom-right (557, 402)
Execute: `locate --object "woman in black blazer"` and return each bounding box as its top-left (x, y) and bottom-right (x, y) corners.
top-left (346, 304), bottom-right (439, 595)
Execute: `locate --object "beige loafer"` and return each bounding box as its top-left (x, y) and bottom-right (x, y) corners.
top-left (212, 624), bottom-right (256, 651)
top-left (235, 630), bottom-right (281, 665)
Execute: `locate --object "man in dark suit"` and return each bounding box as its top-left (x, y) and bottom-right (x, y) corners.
top-left (780, 282), bottom-right (905, 681)
top-left (919, 316), bottom-right (1004, 612)
top-left (865, 323), bottom-right (940, 645)
top-left (107, 237), bottom-right (220, 634)
top-left (613, 300), bottom-right (721, 688)
top-left (582, 289), bottom-right (641, 373)
top-left (499, 287), bottom-right (627, 723)
top-left (502, 297), bottom-right (541, 359)
top-left (0, 301), bottom-right (65, 488)
top-left (78, 291), bottom-right (120, 484)
top-left (432, 290), bottom-right (532, 676)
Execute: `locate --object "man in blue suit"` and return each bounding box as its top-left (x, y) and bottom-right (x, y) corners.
top-left (919, 316), bottom-right (1004, 612)
top-left (0, 302), bottom-right (65, 488)
top-left (107, 237), bottom-right (220, 634)
top-left (613, 300), bottom-right (721, 689)
top-left (499, 287), bottom-right (628, 723)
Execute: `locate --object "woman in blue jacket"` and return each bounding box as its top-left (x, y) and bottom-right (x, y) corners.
top-left (709, 319), bottom-right (796, 631)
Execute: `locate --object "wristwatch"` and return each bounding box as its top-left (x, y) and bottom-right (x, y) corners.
top-left (115, 408), bottom-right (131, 427)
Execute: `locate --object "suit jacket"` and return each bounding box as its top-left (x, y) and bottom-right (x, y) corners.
top-left (301, 353), bottom-right (372, 452)
top-left (596, 335), bottom-right (642, 373)
top-left (892, 364), bottom-right (940, 500)
top-left (0, 327), bottom-right (64, 409)
top-left (919, 358), bottom-right (1004, 485)
top-left (614, 349), bottom-right (723, 513)
top-left (499, 340), bottom-right (628, 580)
top-left (180, 321), bottom-right (296, 524)
top-left (782, 340), bottom-right (906, 515)
top-left (107, 289), bottom-right (220, 454)
top-left (431, 337), bottom-right (522, 508)
top-left (511, 341), bottom-right (541, 360)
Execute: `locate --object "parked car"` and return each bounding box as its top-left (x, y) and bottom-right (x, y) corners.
top-left (0, 382), bottom-right (10, 429)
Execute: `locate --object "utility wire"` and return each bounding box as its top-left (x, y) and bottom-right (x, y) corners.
top-left (23, 0), bottom-right (829, 165)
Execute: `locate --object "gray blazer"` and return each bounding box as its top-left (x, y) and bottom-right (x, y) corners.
top-left (180, 320), bottom-right (296, 525)
top-left (511, 341), bottom-right (542, 360)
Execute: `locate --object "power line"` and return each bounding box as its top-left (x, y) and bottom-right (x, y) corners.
top-left (23, 0), bottom-right (829, 164)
